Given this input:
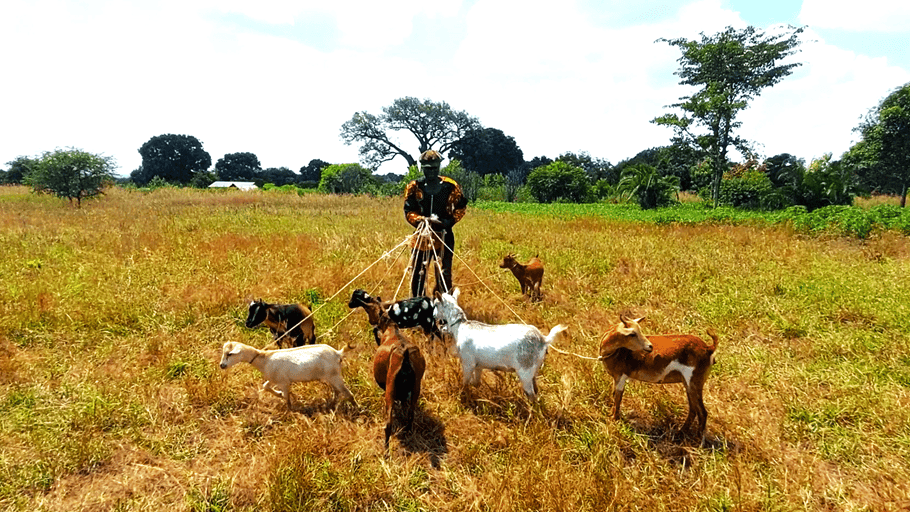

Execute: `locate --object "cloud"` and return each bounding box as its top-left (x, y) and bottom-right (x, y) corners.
top-left (799, 0), bottom-right (910, 32)
top-left (1, 0), bottom-right (908, 177)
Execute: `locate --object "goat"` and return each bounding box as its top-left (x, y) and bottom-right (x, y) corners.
top-left (219, 341), bottom-right (356, 409)
top-left (374, 310), bottom-right (427, 449)
top-left (348, 289), bottom-right (441, 344)
top-left (347, 290), bottom-right (426, 448)
top-left (246, 299), bottom-right (316, 348)
top-left (598, 314), bottom-right (719, 441)
top-left (500, 253), bottom-right (544, 301)
top-left (433, 288), bottom-right (567, 402)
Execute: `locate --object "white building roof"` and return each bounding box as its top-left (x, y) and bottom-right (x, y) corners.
top-left (208, 181), bottom-right (258, 191)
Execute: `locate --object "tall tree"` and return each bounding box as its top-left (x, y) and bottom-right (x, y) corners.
top-left (653, 25), bottom-right (804, 204)
top-left (848, 82), bottom-right (910, 206)
top-left (25, 148), bottom-right (116, 207)
top-left (448, 127), bottom-right (524, 177)
top-left (340, 97), bottom-right (482, 169)
top-left (215, 152), bottom-right (261, 181)
top-left (136, 134), bottom-right (211, 185)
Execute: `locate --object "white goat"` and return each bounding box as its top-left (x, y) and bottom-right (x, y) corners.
top-left (433, 288), bottom-right (568, 402)
top-left (219, 341), bottom-right (357, 409)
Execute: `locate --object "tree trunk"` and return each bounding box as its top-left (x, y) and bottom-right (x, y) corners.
top-left (901, 183), bottom-right (907, 208)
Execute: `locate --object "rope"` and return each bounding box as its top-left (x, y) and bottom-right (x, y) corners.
top-left (312, 240), bottom-right (411, 342)
top-left (429, 226), bottom-right (527, 325)
top-left (269, 219), bottom-right (602, 364)
top-left (273, 234), bottom-right (414, 344)
top-left (548, 345), bottom-right (603, 361)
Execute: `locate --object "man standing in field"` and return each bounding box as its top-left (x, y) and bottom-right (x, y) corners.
top-left (404, 150), bottom-right (467, 297)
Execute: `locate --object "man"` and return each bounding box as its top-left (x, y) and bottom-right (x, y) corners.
top-left (403, 150), bottom-right (467, 297)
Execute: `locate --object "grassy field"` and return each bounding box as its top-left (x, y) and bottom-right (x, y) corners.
top-left (1, 186), bottom-right (909, 511)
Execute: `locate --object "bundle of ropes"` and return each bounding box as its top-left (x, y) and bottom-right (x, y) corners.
top-left (269, 219), bottom-right (601, 361)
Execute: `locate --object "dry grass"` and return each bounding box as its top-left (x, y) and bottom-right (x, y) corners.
top-left (1, 186), bottom-right (909, 511)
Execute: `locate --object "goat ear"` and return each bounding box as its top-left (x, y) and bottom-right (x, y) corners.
top-left (452, 288), bottom-right (460, 301)
top-left (634, 316), bottom-right (646, 324)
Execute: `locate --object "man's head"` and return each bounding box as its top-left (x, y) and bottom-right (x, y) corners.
top-left (419, 150), bottom-right (443, 180)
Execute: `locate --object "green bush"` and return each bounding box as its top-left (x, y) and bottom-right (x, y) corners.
top-left (318, 164), bottom-right (377, 194)
top-left (526, 161), bottom-right (590, 203)
top-left (718, 169), bottom-right (774, 209)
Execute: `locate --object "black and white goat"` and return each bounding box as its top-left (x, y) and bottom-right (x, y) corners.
top-left (348, 289), bottom-right (441, 344)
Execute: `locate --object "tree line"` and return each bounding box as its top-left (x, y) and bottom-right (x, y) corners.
top-left (3, 25), bottom-right (908, 210)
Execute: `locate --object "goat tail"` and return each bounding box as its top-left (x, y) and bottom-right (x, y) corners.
top-left (339, 343), bottom-right (357, 359)
top-left (544, 324), bottom-right (569, 345)
top-left (705, 328), bottom-right (719, 351)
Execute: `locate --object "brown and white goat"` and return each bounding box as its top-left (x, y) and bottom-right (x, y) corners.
top-left (500, 253), bottom-right (544, 301)
top-left (246, 299), bottom-right (316, 348)
top-left (348, 291), bottom-right (426, 448)
top-left (599, 314), bottom-right (718, 441)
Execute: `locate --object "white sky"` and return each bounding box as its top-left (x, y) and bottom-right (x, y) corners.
top-left (1, 0), bottom-right (908, 177)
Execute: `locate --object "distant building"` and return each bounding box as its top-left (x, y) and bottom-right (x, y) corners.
top-left (208, 181), bottom-right (258, 191)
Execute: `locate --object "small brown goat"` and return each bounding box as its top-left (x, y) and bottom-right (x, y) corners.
top-left (599, 314), bottom-right (718, 442)
top-left (500, 253), bottom-right (544, 301)
top-left (348, 291), bottom-right (426, 448)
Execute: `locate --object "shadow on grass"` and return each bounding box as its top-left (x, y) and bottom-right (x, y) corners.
top-left (391, 405), bottom-right (449, 469)
top-left (621, 415), bottom-right (744, 467)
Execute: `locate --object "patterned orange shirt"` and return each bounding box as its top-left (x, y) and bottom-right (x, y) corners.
top-left (403, 176), bottom-right (467, 230)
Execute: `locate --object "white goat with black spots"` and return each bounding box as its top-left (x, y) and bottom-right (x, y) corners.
top-left (348, 289), bottom-right (441, 344)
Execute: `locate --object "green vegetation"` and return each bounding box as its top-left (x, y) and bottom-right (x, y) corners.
top-left (473, 200), bottom-right (910, 238)
top-left (1, 187), bottom-right (909, 511)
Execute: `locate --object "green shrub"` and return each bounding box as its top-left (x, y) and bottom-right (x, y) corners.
top-left (617, 164), bottom-right (679, 209)
top-left (318, 164), bottom-right (378, 194)
top-left (526, 161), bottom-right (590, 203)
top-left (718, 169), bottom-right (774, 209)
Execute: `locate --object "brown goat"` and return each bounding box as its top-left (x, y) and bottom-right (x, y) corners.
top-left (599, 314), bottom-right (718, 442)
top-left (348, 291), bottom-right (426, 448)
top-left (500, 253), bottom-right (544, 301)
top-left (246, 299), bottom-right (316, 348)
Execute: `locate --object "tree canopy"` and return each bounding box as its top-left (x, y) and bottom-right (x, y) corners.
top-left (847, 82), bottom-right (910, 206)
top-left (2, 156), bottom-right (37, 184)
top-left (300, 159), bottom-right (330, 183)
top-left (556, 152), bottom-right (614, 183)
top-left (340, 97), bottom-right (482, 169)
top-left (261, 167), bottom-right (299, 187)
top-left (447, 127), bottom-right (524, 177)
top-left (215, 152), bottom-right (261, 181)
top-left (653, 25), bottom-right (804, 204)
top-left (135, 134), bottom-right (211, 185)
top-left (25, 148), bottom-right (116, 207)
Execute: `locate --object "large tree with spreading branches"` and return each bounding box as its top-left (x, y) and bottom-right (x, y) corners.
top-left (135, 134), bottom-right (211, 185)
top-left (340, 97), bottom-right (482, 170)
